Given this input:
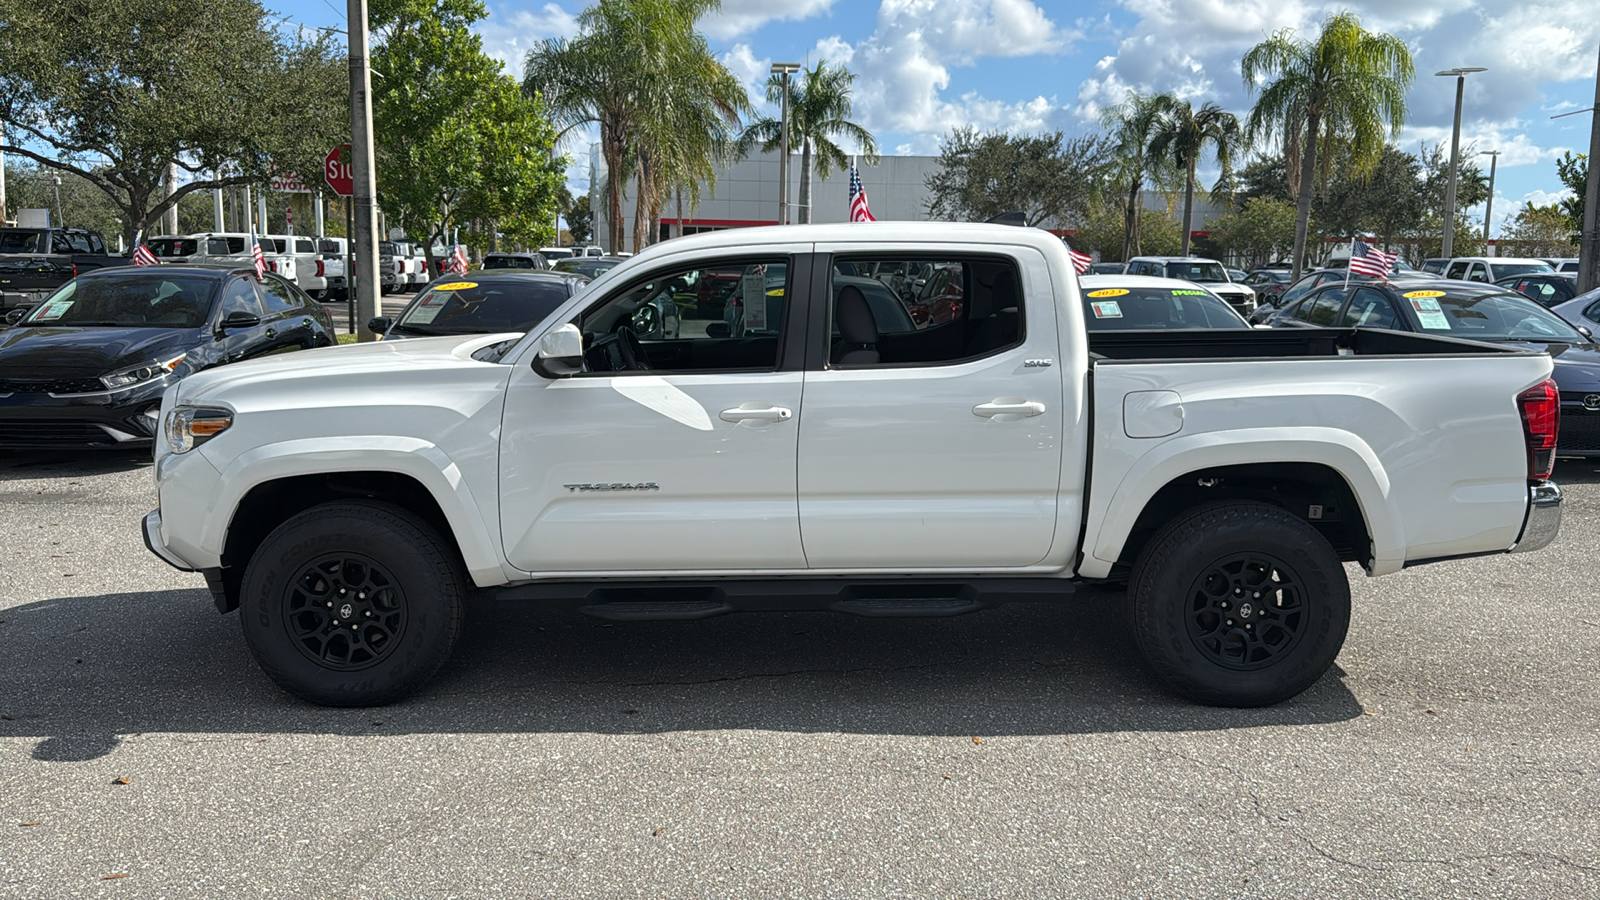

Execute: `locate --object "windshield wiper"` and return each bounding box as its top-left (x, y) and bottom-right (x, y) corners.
top-left (392, 323), bottom-right (448, 336)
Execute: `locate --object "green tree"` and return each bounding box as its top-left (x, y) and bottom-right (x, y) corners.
top-left (1242, 11), bottom-right (1415, 279)
top-left (1208, 197), bottom-right (1299, 266)
top-left (925, 127), bottom-right (1109, 228)
top-left (1556, 152), bottom-right (1588, 238)
top-left (736, 60), bottom-right (878, 224)
top-left (0, 0), bottom-right (344, 250)
top-left (373, 0), bottom-right (565, 269)
top-left (1237, 154), bottom-right (1291, 206)
top-left (1147, 97), bottom-right (1244, 256)
top-left (1318, 144), bottom-right (1422, 247)
top-left (1504, 203), bottom-right (1578, 256)
top-left (1100, 92), bottom-right (1176, 258)
top-left (1074, 195), bottom-right (1185, 260)
top-left (525, 0), bottom-right (745, 253)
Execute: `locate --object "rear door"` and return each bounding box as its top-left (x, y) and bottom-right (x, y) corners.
top-left (795, 246), bottom-right (1069, 569)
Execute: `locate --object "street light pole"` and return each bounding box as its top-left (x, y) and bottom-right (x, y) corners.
top-left (1581, 42), bottom-right (1600, 294)
top-left (1437, 67), bottom-right (1487, 260)
top-left (1479, 150), bottom-right (1500, 246)
top-left (52, 174), bottom-right (62, 228)
top-left (347, 0), bottom-right (381, 341)
top-left (770, 62), bottom-right (800, 226)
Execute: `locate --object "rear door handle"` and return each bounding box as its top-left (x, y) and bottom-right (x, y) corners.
top-left (720, 405), bottom-right (793, 423)
top-left (973, 400), bottom-right (1045, 418)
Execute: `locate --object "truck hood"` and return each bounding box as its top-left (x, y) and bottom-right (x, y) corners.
top-left (174, 332), bottom-right (523, 406)
top-left (0, 325), bottom-right (202, 377)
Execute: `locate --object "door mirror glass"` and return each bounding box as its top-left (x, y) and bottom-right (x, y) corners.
top-left (705, 322), bottom-right (730, 338)
top-left (3, 308), bottom-right (26, 326)
top-left (222, 310), bottom-right (260, 330)
top-left (1578, 325), bottom-right (1593, 340)
top-left (368, 316), bottom-right (391, 334)
top-left (533, 322), bottom-right (584, 377)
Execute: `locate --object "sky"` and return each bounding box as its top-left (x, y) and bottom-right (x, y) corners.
top-left (277, 0), bottom-right (1600, 236)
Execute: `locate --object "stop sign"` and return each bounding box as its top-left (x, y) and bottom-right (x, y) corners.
top-left (323, 144), bottom-right (353, 197)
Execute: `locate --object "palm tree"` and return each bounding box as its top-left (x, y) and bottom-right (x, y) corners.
top-left (1147, 98), bottom-right (1244, 257)
top-left (1242, 12), bottom-right (1414, 279)
top-left (523, 0), bottom-right (742, 253)
top-left (1101, 91), bottom-right (1175, 259)
top-left (736, 60), bottom-right (878, 224)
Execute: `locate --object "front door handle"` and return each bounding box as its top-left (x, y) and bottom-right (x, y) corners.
top-left (265, 328), bottom-right (277, 338)
top-left (720, 405), bottom-right (793, 423)
top-left (973, 399), bottom-right (1045, 418)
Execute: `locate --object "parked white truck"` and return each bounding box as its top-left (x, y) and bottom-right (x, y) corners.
top-left (143, 223), bottom-right (1564, 708)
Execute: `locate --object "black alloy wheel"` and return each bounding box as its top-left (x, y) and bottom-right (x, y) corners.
top-left (283, 554), bottom-right (408, 671)
top-left (1184, 552), bottom-right (1308, 671)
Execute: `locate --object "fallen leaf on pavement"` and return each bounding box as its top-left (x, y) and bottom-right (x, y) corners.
top-left (111, 777), bottom-right (130, 785)
top-left (19, 821), bottom-right (40, 827)
top-left (652, 827), bottom-right (666, 837)
top-left (971, 737), bottom-right (984, 745)
top-left (102, 873), bottom-right (128, 880)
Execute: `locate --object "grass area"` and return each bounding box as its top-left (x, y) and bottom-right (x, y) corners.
top-left (337, 333), bottom-right (359, 344)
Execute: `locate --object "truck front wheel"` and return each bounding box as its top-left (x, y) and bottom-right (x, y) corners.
top-left (1129, 502), bottom-right (1350, 707)
top-left (239, 501), bottom-right (464, 706)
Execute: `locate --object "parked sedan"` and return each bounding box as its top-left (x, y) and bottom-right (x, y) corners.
top-left (0, 266), bottom-right (335, 448)
top-left (1547, 286), bottom-right (1600, 333)
top-left (370, 271), bottom-right (590, 340)
top-left (1241, 268), bottom-right (1294, 306)
top-left (1078, 275), bottom-right (1251, 330)
top-left (1263, 278), bottom-right (1600, 456)
top-left (1496, 272), bottom-right (1580, 307)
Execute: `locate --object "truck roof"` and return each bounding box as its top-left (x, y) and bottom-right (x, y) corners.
top-left (638, 222), bottom-right (1073, 257)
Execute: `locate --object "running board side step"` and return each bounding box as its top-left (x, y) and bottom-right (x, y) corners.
top-left (579, 600), bottom-right (733, 621)
top-left (830, 597), bottom-right (984, 617)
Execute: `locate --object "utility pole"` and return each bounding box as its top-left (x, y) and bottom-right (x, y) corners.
top-left (770, 62), bottom-right (799, 226)
top-left (212, 178), bottom-right (224, 232)
top-left (0, 122), bottom-right (7, 225)
top-left (1436, 67), bottom-right (1487, 260)
top-left (163, 164), bottom-right (179, 235)
top-left (1479, 150), bottom-right (1500, 246)
top-left (1580, 42), bottom-right (1600, 294)
top-left (348, 0), bottom-right (381, 340)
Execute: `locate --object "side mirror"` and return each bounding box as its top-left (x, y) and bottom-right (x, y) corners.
top-left (705, 322), bottom-right (730, 338)
top-left (368, 316), bottom-right (391, 335)
top-left (3, 308), bottom-right (25, 326)
top-left (221, 311), bottom-right (260, 330)
top-left (1578, 325), bottom-right (1593, 340)
top-left (532, 322), bottom-right (584, 377)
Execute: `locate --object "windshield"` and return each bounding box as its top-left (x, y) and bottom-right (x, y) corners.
top-left (1082, 285), bottom-right (1250, 331)
top-left (1494, 263), bottom-right (1554, 278)
top-left (147, 238), bottom-right (198, 257)
top-left (540, 248), bottom-right (574, 260)
top-left (20, 275), bottom-right (217, 328)
top-left (483, 255), bottom-right (541, 270)
top-left (1163, 261), bottom-right (1227, 283)
top-left (1402, 289), bottom-right (1586, 342)
top-left (393, 279), bottom-right (570, 335)
top-left (554, 258), bottom-right (621, 278)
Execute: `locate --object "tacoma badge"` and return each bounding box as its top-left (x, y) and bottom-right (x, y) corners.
top-left (563, 483), bottom-right (661, 493)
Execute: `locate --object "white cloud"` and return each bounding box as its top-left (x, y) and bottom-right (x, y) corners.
top-left (701, 0), bottom-right (837, 40)
top-left (475, 3), bottom-right (580, 80)
top-left (1398, 123), bottom-right (1571, 168)
top-left (721, 43), bottom-right (771, 106)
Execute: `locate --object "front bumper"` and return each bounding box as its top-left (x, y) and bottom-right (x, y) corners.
top-left (142, 509), bottom-right (195, 571)
top-left (0, 381), bottom-right (167, 448)
top-left (1511, 481), bottom-right (1562, 553)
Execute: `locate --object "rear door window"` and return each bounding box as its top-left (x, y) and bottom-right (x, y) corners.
top-left (256, 277), bottom-right (302, 315)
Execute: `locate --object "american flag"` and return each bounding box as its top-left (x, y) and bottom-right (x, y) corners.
top-left (250, 232), bottom-right (267, 279)
top-left (1348, 240), bottom-right (1397, 279)
top-left (132, 244), bottom-right (159, 266)
top-left (1068, 247), bottom-right (1093, 275)
top-left (848, 159), bottom-right (876, 222)
top-left (445, 244), bottom-right (469, 274)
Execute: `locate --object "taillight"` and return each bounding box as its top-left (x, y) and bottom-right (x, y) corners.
top-left (315, 259), bottom-right (325, 277)
top-left (1517, 379), bottom-right (1559, 480)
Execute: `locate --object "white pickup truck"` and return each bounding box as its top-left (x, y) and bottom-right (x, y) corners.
top-left (142, 223), bottom-right (1564, 708)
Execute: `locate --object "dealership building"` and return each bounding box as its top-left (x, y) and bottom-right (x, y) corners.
top-left (588, 145), bottom-right (1229, 253)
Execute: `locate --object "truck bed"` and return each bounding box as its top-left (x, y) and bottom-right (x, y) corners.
top-left (1087, 326), bottom-right (1531, 360)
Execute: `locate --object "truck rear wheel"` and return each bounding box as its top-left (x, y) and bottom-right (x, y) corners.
top-left (1129, 501), bottom-right (1350, 707)
top-left (239, 501), bottom-right (464, 707)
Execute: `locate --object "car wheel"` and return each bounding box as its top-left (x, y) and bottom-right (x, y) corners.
top-left (1129, 501), bottom-right (1350, 707)
top-left (239, 500), bottom-right (465, 706)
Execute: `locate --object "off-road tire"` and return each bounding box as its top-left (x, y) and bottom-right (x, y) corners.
top-left (239, 501), bottom-right (464, 706)
top-left (1129, 501), bottom-right (1350, 707)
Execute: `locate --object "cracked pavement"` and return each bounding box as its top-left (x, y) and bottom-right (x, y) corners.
top-left (2, 451), bottom-right (1598, 898)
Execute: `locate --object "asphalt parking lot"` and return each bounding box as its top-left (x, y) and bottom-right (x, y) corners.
top-left (2, 451), bottom-right (1598, 898)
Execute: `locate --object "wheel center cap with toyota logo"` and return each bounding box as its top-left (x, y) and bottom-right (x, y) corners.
top-left (339, 603), bottom-right (355, 619)
top-left (1584, 394), bottom-right (1600, 411)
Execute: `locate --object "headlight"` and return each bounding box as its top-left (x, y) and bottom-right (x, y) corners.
top-left (164, 407), bottom-right (232, 454)
top-left (101, 353), bottom-right (186, 390)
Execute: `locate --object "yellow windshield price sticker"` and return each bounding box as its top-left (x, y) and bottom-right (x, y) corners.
top-left (433, 282), bottom-right (478, 291)
top-left (1403, 290), bottom-right (1445, 299)
top-left (1086, 288), bottom-right (1129, 298)
top-left (1170, 289), bottom-right (1207, 296)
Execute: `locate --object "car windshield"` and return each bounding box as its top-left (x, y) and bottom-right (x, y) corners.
top-left (1163, 261), bottom-right (1227, 283)
top-left (20, 275), bottom-right (216, 328)
top-left (1082, 285), bottom-right (1250, 331)
top-left (553, 258), bottom-right (621, 278)
top-left (483, 255), bottom-right (541, 269)
top-left (393, 279), bottom-right (570, 335)
top-left (1494, 263), bottom-right (1554, 278)
top-left (1402, 289), bottom-right (1586, 343)
top-left (147, 238), bottom-right (199, 257)
top-left (540, 248), bottom-right (574, 260)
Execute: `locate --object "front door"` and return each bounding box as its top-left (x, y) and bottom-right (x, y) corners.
top-left (499, 250), bottom-right (812, 573)
top-left (796, 247), bottom-right (1069, 569)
